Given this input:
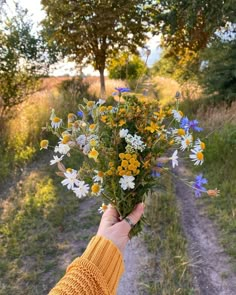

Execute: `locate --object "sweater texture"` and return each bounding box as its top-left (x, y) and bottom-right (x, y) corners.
top-left (49, 235), bottom-right (124, 295)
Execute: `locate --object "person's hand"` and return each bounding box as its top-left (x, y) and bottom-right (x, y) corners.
top-left (97, 203), bottom-right (145, 253)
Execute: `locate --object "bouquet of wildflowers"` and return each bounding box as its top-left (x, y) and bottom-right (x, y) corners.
top-left (40, 88), bottom-right (219, 236)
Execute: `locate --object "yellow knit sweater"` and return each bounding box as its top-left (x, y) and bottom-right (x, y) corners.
top-left (49, 236), bottom-right (124, 295)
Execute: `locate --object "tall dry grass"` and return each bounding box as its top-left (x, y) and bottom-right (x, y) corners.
top-left (84, 76), bottom-right (127, 97)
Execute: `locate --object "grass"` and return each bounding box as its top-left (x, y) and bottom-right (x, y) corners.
top-left (0, 161), bottom-right (101, 295)
top-left (179, 97), bottom-right (236, 264)
top-left (140, 174), bottom-right (194, 294)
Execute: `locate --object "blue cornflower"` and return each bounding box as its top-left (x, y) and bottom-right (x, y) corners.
top-left (151, 163), bottom-right (163, 178)
top-left (180, 117), bottom-right (203, 132)
top-left (77, 111), bottom-right (83, 118)
top-left (180, 117), bottom-right (190, 132)
top-left (193, 174), bottom-right (208, 197)
top-left (115, 87), bottom-right (131, 93)
top-left (189, 120), bottom-right (203, 132)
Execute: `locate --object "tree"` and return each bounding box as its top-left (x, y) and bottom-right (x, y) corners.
top-left (150, 0), bottom-right (226, 54)
top-left (0, 4), bottom-right (49, 117)
top-left (41, 0), bottom-right (151, 97)
top-left (107, 52), bottom-right (147, 86)
top-left (199, 39), bottom-right (236, 105)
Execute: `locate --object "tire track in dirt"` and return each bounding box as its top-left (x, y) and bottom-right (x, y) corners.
top-left (175, 166), bottom-right (236, 295)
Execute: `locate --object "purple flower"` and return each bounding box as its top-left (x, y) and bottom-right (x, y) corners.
top-left (180, 117), bottom-right (190, 131)
top-left (115, 87), bottom-right (131, 93)
top-left (77, 111), bottom-right (83, 118)
top-left (189, 120), bottom-right (203, 132)
top-left (151, 163), bottom-right (163, 178)
top-left (180, 117), bottom-right (203, 132)
top-left (193, 174), bottom-right (208, 197)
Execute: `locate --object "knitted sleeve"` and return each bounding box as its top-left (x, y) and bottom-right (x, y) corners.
top-left (48, 235), bottom-right (125, 295)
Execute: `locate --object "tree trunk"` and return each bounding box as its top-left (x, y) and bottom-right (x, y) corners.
top-left (99, 68), bottom-right (106, 98)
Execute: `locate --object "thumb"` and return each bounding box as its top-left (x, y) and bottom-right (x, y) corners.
top-left (121, 203), bottom-right (145, 230)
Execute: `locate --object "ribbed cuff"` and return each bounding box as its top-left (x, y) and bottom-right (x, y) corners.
top-left (80, 235), bottom-right (124, 294)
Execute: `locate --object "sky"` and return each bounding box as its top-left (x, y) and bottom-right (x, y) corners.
top-left (7, 0), bottom-right (162, 76)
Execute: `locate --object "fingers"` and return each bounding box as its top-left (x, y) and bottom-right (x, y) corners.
top-left (121, 203), bottom-right (144, 230)
top-left (101, 204), bottom-right (119, 226)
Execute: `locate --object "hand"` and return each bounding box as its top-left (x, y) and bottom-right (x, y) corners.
top-left (97, 203), bottom-right (145, 253)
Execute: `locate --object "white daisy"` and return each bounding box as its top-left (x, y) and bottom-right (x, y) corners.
top-left (119, 128), bottom-right (129, 138)
top-left (119, 175), bottom-right (135, 190)
top-left (50, 155), bottom-right (64, 165)
top-left (194, 138), bottom-right (206, 151)
top-left (98, 203), bottom-right (108, 214)
top-left (54, 143), bottom-right (70, 155)
top-left (169, 150), bottom-right (178, 168)
top-left (61, 170), bottom-right (80, 190)
top-left (180, 134), bottom-right (193, 151)
top-left (73, 181), bottom-right (90, 198)
top-left (51, 116), bottom-right (63, 128)
top-left (172, 110), bottom-right (183, 122)
top-left (93, 170), bottom-right (104, 183)
top-left (190, 148), bottom-right (204, 165)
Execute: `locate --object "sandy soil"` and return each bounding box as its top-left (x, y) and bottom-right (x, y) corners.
top-left (175, 166), bottom-right (236, 295)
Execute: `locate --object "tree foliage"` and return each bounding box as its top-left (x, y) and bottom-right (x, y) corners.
top-left (41, 0), bottom-right (151, 96)
top-left (0, 4), bottom-right (48, 117)
top-left (199, 39), bottom-right (236, 105)
top-left (107, 53), bottom-right (147, 85)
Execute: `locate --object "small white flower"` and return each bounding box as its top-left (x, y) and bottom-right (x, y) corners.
top-left (190, 148), bottom-right (204, 165)
top-left (194, 138), bottom-right (206, 151)
top-left (119, 175), bottom-right (135, 190)
top-left (172, 110), bottom-right (183, 122)
top-left (119, 128), bottom-right (129, 138)
top-left (76, 135), bottom-right (86, 147)
top-left (83, 144), bottom-right (90, 155)
top-left (169, 150), bottom-right (178, 168)
top-left (93, 170), bottom-right (104, 183)
top-left (54, 143), bottom-right (70, 155)
top-left (97, 99), bottom-right (106, 105)
top-left (50, 155), bottom-right (64, 165)
top-left (73, 181), bottom-right (90, 198)
top-left (61, 170), bottom-right (80, 190)
top-left (98, 203), bottom-right (108, 213)
top-left (125, 134), bottom-right (146, 152)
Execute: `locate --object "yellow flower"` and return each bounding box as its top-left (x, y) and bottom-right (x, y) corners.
top-left (119, 119), bottom-right (126, 127)
top-left (89, 139), bottom-right (97, 147)
top-left (107, 106), bottom-right (113, 111)
top-left (40, 140), bottom-right (49, 150)
top-left (88, 148), bottom-right (99, 160)
top-left (101, 115), bottom-right (107, 123)
top-left (87, 101), bottom-right (95, 108)
top-left (62, 134), bottom-right (71, 144)
top-left (91, 183), bottom-right (101, 194)
top-left (125, 153), bottom-right (132, 160)
top-left (99, 106), bottom-right (107, 112)
top-left (119, 153), bottom-right (125, 159)
top-left (89, 124), bottom-right (96, 131)
top-left (145, 121), bottom-right (159, 133)
top-left (177, 129), bottom-right (185, 136)
top-left (68, 113), bottom-right (76, 122)
top-left (121, 160), bottom-right (129, 167)
top-left (128, 164), bottom-right (136, 171)
top-left (109, 161), bottom-right (114, 167)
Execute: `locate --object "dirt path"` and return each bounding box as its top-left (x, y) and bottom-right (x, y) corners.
top-left (175, 166), bottom-right (236, 295)
top-left (117, 235), bottom-right (152, 295)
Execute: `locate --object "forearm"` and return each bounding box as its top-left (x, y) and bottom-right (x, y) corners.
top-left (49, 236), bottom-right (124, 295)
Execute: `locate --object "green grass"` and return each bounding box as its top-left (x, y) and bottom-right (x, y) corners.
top-left (0, 163), bottom-right (101, 295)
top-left (196, 124), bottom-right (236, 261)
top-left (140, 175), bottom-right (194, 294)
